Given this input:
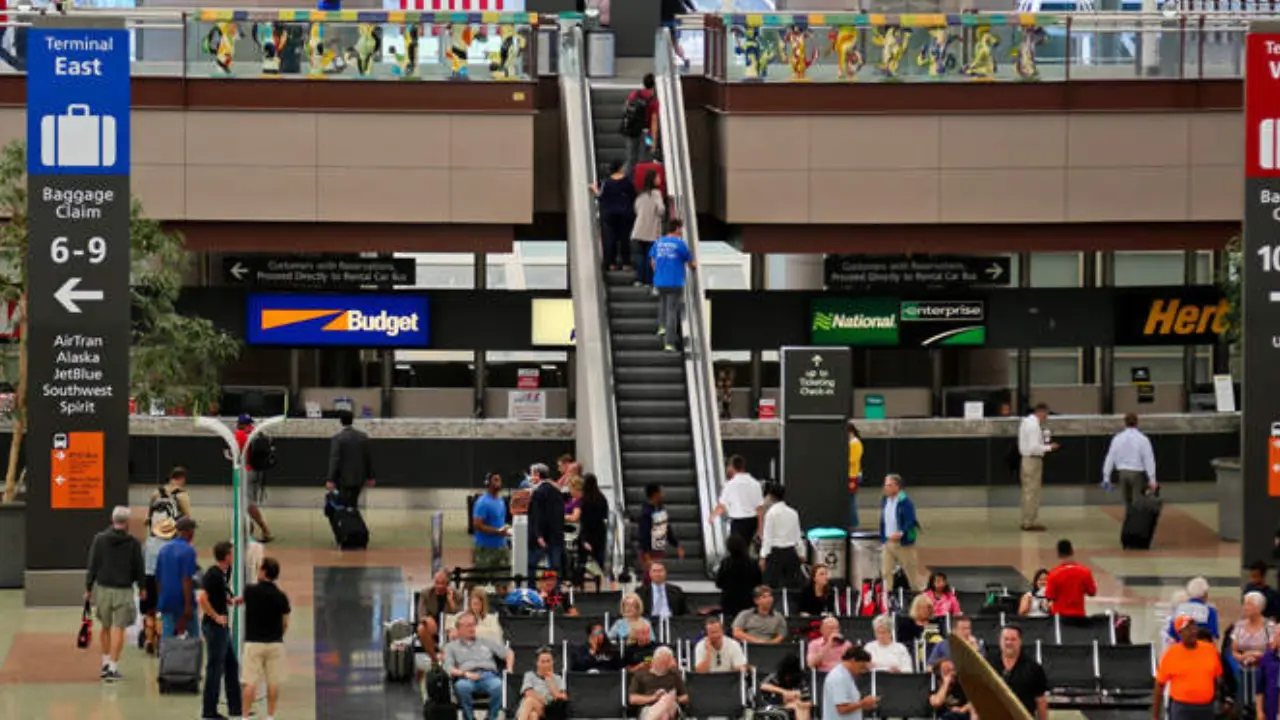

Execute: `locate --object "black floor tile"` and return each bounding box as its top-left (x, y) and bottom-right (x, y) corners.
top-left (314, 566), bottom-right (422, 719)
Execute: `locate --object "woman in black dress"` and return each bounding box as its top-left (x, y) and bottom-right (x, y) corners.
top-left (796, 563), bottom-right (839, 616)
top-left (576, 473), bottom-right (610, 578)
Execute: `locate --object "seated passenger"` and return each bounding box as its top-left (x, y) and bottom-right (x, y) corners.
top-left (732, 585), bottom-right (787, 644)
top-left (417, 570), bottom-right (460, 657)
top-left (629, 646), bottom-right (689, 720)
top-left (866, 614), bottom-right (913, 673)
top-left (693, 616), bottom-right (746, 673)
top-left (442, 612), bottom-right (514, 720)
top-left (923, 572), bottom-right (961, 617)
top-left (623, 623), bottom-right (658, 671)
top-left (445, 587), bottom-right (504, 644)
top-left (929, 659), bottom-right (973, 720)
top-left (806, 616), bottom-right (853, 673)
top-left (517, 647), bottom-right (568, 720)
top-left (757, 653), bottom-right (813, 720)
top-left (570, 622), bottom-right (622, 673)
top-left (609, 592), bottom-right (654, 645)
top-left (537, 572), bottom-right (577, 616)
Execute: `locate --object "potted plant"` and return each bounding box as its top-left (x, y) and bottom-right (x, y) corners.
top-left (0, 140), bottom-right (240, 587)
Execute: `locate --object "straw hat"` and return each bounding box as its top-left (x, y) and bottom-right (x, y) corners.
top-left (151, 516), bottom-right (177, 540)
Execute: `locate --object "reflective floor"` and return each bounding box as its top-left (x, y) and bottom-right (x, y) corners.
top-left (0, 491), bottom-right (1244, 719)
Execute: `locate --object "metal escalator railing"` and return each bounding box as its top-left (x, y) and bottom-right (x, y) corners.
top-left (558, 24), bottom-right (629, 580)
top-left (655, 28), bottom-right (727, 579)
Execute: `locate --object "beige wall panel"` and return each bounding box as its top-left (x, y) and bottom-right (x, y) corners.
top-left (939, 169), bottom-right (1067, 223)
top-left (316, 113), bottom-right (451, 168)
top-left (809, 115), bottom-right (940, 170)
top-left (1065, 167), bottom-right (1190, 222)
top-left (450, 169), bottom-right (533, 222)
top-left (809, 170), bottom-right (940, 223)
top-left (722, 117), bottom-right (810, 171)
top-left (185, 166), bottom-right (317, 221)
top-left (725, 170), bottom-right (810, 222)
top-left (185, 111), bottom-right (318, 167)
top-left (1067, 113), bottom-right (1188, 168)
top-left (940, 115), bottom-right (1068, 169)
top-left (317, 167), bottom-right (451, 222)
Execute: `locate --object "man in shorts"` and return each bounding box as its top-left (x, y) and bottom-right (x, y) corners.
top-left (242, 557), bottom-right (290, 720)
top-left (84, 506), bottom-right (145, 682)
top-left (472, 471), bottom-right (510, 591)
top-left (234, 414), bottom-right (275, 543)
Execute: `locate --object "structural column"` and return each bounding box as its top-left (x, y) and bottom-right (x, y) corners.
top-left (1182, 250), bottom-right (1198, 411)
top-left (749, 253), bottom-right (766, 418)
top-left (474, 252), bottom-right (487, 418)
top-left (1015, 252), bottom-right (1032, 411)
top-left (1099, 252), bottom-right (1116, 415)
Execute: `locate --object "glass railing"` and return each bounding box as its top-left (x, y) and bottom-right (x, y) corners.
top-left (656, 27), bottom-right (727, 579)
top-left (558, 22), bottom-right (629, 580)
top-left (683, 10), bottom-right (1252, 82)
top-left (0, 8), bottom-right (543, 80)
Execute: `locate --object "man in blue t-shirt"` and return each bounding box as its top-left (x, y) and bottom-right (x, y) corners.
top-left (154, 517), bottom-right (200, 638)
top-left (649, 218), bottom-right (695, 353)
top-left (472, 472), bottom-right (511, 591)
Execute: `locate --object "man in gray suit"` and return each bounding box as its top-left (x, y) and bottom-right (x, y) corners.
top-left (326, 410), bottom-right (375, 508)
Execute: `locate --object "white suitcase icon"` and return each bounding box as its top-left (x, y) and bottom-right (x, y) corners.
top-left (40, 104), bottom-right (116, 168)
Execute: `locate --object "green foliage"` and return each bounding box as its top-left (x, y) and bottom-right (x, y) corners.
top-left (0, 139), bottom-right (240, 412)
top-left (1222, 234), bottom-right (1242, 351)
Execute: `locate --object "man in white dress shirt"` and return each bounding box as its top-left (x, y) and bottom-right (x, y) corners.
top-left (1018, 403), bottom-right (1059, 532)
top-left (760, 483), bottom-right (805, 591)
top-left (710, 455), bottom-right (764, 544)
top-left (1102, 413), bottom-right (1158, 507)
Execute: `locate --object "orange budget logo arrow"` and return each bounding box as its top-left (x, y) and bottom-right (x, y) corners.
top-left (260, 309), bottom-right (344, 330)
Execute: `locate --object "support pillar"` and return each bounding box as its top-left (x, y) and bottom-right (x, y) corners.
top-left (474, 252), bottom-right (487, 418)
top-left (1015, 252), bottom-right (1032, 412)
top-left (1182, 250), bottom-right (1198, 411)
top-left (749, 253), bottom-right (766, 417)
top-left (1100, 252), bottom-right (1116, 415)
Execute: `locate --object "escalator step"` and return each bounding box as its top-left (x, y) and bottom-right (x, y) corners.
top-left (624, 484), bottom-right (697, 504)
top-left (612, 333), bottom-right (664, 351)
top-left (616, 366), bottom-right (685, 384)
top-left (621, 450), bottom-right (695, 469)
top-left (609, 301), bottom-right (659, 318)
top-left (610, 317), bottom-right (660, 334)
top-left (616, 383), bottom-right (686, 400)
top-left (619, 417), bottom-right (691, 434)
top-left (619, 433), bottom-right (694, 451)
top-left (608, 286), bottom-right (663, 302)
top-left (616, 399), bottom-right (689, 418)
top-left (623, 468), bottom-right (698, 486)
top-left (613, 350), bottom-right (683, 367)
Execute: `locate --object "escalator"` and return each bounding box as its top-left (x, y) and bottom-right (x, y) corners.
top-left (591, 81), bottom-right (706, 581)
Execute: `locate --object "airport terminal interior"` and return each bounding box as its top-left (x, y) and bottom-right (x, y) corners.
top-left (0, 0), bottom-right (1269, 719)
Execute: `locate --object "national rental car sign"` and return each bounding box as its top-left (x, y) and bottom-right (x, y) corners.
top-left (811, 297), bottom-right (986, 347)
top-left (246, 293), bottom-right (430, 347)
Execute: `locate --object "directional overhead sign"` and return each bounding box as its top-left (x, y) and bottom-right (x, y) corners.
top-left (1244, 23), bottom-right (1280, 566)
top-left (25, 18), bottom-right (131, 578)
top-left (223, 255), bottom-right (416, 290)
top-left (825, 255), bottom-right (1011, 289)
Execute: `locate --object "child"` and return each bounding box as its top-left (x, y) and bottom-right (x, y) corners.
top-left (637, 483), bottom-right (683, 575)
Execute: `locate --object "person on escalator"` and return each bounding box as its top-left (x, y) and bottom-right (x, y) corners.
top-left (630, 169), bottom-right (665, 288)
top-left (592, 159), bottom-right (636, 273)
top-left (638, 483), bottom-right (684, 575)
top-left (650, 218), bottom-right (695, 353)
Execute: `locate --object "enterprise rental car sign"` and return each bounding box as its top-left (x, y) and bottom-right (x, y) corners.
top-left (811, 297), bottom-right (987, 347)
top-left (247, 293), bottom-right (430, 347)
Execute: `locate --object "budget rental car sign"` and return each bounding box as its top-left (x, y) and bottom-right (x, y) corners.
top-left (1242, 24), bottom-right (1280, 564)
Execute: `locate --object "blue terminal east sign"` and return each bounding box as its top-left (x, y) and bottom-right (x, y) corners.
top-left (246, 293), bottom-right (430, 348)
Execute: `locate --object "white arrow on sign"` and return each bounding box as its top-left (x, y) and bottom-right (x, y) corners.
top-left (985, 262), bottom-right (1005, 280)
top-left (54, 475), bottom-right (66, 486)
top-left (54, 277), bottom-right (104, 314)
top-left (230, 261), bottom-right (249, 281)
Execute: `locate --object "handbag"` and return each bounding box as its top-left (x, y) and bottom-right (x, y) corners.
top-left (76, 600), bottom-right (93, 649)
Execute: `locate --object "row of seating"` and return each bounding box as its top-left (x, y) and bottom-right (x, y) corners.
top-left (494, 610), bottom-right (1119, 648)
top-left (485, 643), bottom-right (1155, 720)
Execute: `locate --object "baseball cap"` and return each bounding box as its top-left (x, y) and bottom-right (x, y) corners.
top-left (237, 414), bottom-right (253, 425)
top-left (1174, 615), bottom-right (1196, 633)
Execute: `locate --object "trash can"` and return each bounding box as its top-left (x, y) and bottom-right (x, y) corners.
top-left (586, 30), bottom-right (615, 78)
top-left (807, 527), bottom-right (848, 585)
top-left (849, 530), bottom-right (883, 586)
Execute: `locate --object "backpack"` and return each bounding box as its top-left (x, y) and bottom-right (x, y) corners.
top-left (502, 588), bottom-right (546, 616)
top-left (149, 486), bottom-right (183, 525)
top-left (619, 90), bottom-right (652, 138)
top-left (859, 579), bottom-right (886, 616)
top-left (425, 663), bottom-right (452, 705)
top-left (248, 433), bottom-right (277, 470)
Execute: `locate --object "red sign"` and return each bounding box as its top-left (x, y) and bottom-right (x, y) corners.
top-left (758, 398), bottom-right (777, 420)
top-left (516, 368), bottom-right (540, 390)
top-left (50, 431), bottom-right (104, 510)
top-left (1246, 33), bottom-right (1280, 178)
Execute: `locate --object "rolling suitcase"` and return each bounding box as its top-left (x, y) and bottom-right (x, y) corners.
top-left (1121, 489), bottom-right (1163, 550)
top-left (382, 619), bottom-right (414, 681)
top-left (325, 491), bottom-right (369, 550)
top-left (157, 633), bottom-right (202, 694)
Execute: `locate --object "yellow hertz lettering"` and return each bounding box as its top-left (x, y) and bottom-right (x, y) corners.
top-left (262, 309), bottom-right (421, 338)
top-left (1141, 299), bottom-right (1230, 337)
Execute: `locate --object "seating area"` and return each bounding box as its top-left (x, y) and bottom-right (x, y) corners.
top-left (417, 583), bottom-right (1152, 717)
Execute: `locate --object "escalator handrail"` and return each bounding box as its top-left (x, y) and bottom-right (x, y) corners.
top-left (558, 25), bottom-right (629, 580)
top-left (654, 28), bottom-right (727, 578)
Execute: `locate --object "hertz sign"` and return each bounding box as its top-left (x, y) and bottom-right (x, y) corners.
top-left (1114, 288), bottom-right (1231, 346)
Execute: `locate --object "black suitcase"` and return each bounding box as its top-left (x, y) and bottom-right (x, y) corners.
top-left (423, 700), bottom-right (456, 720)
top-left (331, 507), bottom-right (369, 549)
top-left (1121, 490), bottom-right (1163, 550)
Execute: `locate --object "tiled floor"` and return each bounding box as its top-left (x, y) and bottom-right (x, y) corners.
top-left (0, 496), bottom-right (1246, 718)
